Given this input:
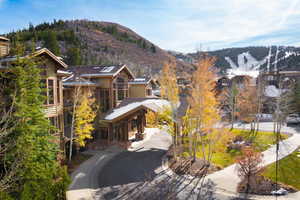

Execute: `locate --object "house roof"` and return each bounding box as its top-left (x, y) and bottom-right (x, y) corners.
top-left (0, 36), bottom-right (9, 41)
top-left (62, 74), bottom-right (96, 86)
top-left (104, 98), bottom-right (170, 122)
top-left (0, 48), bottom-right (68, 69)
top-left (67, 64), bottom-right (134, 79)
top-left (32, 48), bottom-right (68, 69)
top-left (128, 77), bottom-right (154, 85)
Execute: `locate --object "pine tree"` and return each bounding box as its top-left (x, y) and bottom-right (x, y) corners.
top-left (1, 57), bottom-right (70, 199)
top-left (67, 47), bottom-right (81, 65)
top-left (44, 31), bottom-right (60, 56)
top-left (150, 44), bottom-right (156, 53)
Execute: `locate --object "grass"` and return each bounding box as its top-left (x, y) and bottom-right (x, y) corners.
top-left (263, 148), bottom-right (300, 190)
top-left (194, 129), bottom-right (289, 168)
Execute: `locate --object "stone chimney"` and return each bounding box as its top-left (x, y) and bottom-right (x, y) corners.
top-left (0, 36), bottom-right (10, 57)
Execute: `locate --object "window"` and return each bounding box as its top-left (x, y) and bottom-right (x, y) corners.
top-left (147, 89), bottom-right (152, 96)
top-left (99, 88), bottom-right (110, 112)
top-left (40, 79), bottom-right (47, 104)
top-left (48, 79), bottom-right (54, 104)
top-left (118, 89), bottom-right (124, 101)
top-left (49, 116), bottom-right (62, 132)
top-left (113, 77), bottom-right (128, 102)
top-left (57, 80), bottom-right (60, 104)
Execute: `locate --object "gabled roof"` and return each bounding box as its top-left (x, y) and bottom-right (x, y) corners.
top-left (104, 98), bottom-right (169, 122)
top-left (31, 48), bottom-right (68, 69)
top-left (0, 48), bottom-right (68, 69)
top-left (67, 64), bottom-right (134, 79)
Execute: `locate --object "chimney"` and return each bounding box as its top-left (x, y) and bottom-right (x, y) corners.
top-left (0, 36), bottom-right (10, 57)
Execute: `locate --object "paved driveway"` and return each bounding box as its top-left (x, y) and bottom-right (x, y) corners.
top-left (98, 129), bottom-right (172, 188)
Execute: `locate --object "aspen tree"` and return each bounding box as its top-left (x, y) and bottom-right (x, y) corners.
top-left (160, 61), bottom-right (180, 159)
top-left (189, 56), bottom-right (220, 162)
top-left (74, 90), bottom-right (96, 147)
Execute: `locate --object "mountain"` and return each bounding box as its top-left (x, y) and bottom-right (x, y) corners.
top-left (4, 20), bottom-right (191, 77)
top-left (171, 46), bottom-right (300, 75)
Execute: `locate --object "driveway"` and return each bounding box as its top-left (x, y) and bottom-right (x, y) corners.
top-left (233, 121), bottom-right (300, 135)
top-left (67, 128), bottom-right (172, 200)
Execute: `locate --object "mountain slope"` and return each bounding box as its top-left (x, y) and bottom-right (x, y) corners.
top-left (171, 46), bottom-right (300, 74)
top-left (5, 20), bottom-right (191, 77)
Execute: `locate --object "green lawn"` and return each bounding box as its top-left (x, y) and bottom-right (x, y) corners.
top-left (196, 129), bottom-right (289, 168)
top-left (263, 148), bottom-right (300, 190)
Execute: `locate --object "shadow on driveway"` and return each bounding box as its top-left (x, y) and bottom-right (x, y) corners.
top-left (97, 148), bottom-right (167, 188)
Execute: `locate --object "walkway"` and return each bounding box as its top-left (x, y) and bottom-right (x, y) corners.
top-left (205, 122), bottom-right (300, 199)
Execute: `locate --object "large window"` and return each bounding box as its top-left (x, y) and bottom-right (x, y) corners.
top-left (113, 77), bottom-right (128, 102)
top-left (57, 80), bottom-right (60, 104)
top-left (41, 79), bottom-right (47, 104)
top-left (99, 88), bottom-right (110, 112)
top-left (47, 79), bottom-right (54, 104)
top-left (146, 88), bottom-right (152, 96)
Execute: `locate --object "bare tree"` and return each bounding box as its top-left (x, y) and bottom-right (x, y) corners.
top-left (68, 86), bottom-right (81, 162)
top-left (236, 147), bottom-right (263, 195)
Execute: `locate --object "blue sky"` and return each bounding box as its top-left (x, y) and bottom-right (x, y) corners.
top-left (1, 0), bottom-right (300, 53)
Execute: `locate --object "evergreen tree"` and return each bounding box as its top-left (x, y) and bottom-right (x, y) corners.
top-left (151, 44), bottom-right (156, 53)
top-left (142, 40), bottom-right (147, 49)
top-left (1, 57), bottom-right (70, 199)
top-left (44, 31), bottom-right (60, 56)
top-left (66, 47), bottom-right (81, 65)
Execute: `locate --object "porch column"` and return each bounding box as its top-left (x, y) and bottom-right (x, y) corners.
top-left (108, 123), bottom-right (113, 141)
top-left (124, 121), bottom-right (129, 141)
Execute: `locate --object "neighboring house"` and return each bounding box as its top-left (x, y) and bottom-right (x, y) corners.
top-left (0, 36), bottom-right (10, 57)
top-left (63, 65), bottom-right (167, 149)
top-left (129, 77), bottom-right (158, 98)
top-left (0, 37), bottom-right (69, 153)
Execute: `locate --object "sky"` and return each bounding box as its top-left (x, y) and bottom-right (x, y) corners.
top-left (1, 0), bottom-right (300, 53)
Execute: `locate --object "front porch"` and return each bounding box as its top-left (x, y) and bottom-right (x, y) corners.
top-left (89, 98), bottom-right (169, 150)
top-left (90, 108), bottom-right (147, 149)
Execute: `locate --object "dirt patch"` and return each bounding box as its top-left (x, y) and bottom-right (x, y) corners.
top-left (167, 145), bottom-right (221, 177)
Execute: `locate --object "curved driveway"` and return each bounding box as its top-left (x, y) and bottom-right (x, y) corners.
top-left (97, 128), bottom-right (172, 188)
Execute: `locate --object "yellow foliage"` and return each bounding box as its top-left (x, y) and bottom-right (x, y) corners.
top-left (160, 62), bottom-right (179, 108)
top-left (189, 56), bottom-right (220, 132)
top-left (75, 93), bottom-right (96, 147)
top-left (146, 111), bottom-right (157, 127)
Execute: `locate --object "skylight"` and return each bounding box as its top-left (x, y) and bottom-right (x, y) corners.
top-left (101, 66), bottom-right (115, 72)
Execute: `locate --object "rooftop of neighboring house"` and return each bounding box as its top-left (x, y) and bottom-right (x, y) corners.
top-left (62, 74), bottom-right (96, 86)
top-left (0, 36), bottom-right (9, 41)
top-left (0, 48), bottom-right (68, 69)
top-left (128, 77), bottom-right (153, 85)
top-left (66, 64), bottom-right (134, 78)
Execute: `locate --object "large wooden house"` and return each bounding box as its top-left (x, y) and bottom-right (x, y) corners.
top-left (0, 37), bottom-right (69, 152)
top-left (63, 65), bottom-right (165, 149)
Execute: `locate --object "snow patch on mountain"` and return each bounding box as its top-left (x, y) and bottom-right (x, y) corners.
top-left (226, 51), bottom-right (267, 78)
